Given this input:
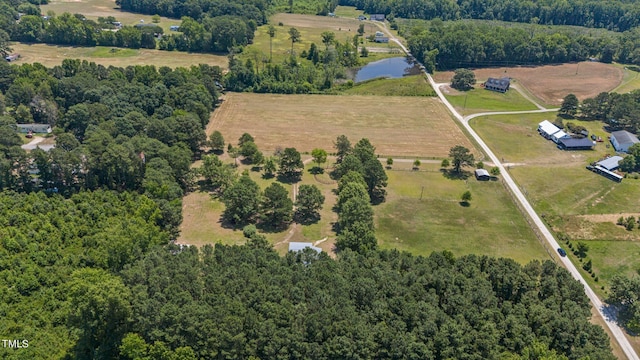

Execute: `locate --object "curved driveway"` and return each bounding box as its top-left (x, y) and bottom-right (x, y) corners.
top-left (376, 23), bottom-right (639, 360)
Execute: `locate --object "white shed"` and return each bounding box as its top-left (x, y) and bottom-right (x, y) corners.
top-left (551, 130), bottom-right (569, 143)
top-left (538, 120), bottom-right (561, 139)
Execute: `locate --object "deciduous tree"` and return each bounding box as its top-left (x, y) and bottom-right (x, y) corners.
top-left (222, 171), bottom-right (261, 226)
top-left (449, 145), bottom-right (475, 173)
top-left (450, 68), bottom-right (476, 91)
top-left (295, 184), bottom-right (324, 223)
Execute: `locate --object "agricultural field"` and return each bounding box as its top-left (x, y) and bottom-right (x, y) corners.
top-left (376, 164), bottom-right (548, 264)
top-left (613, 65), bottom-right (640, 94)
top-left (11, 43), bottom-right (228, 69)
top-left (207, 92), bottom-right (473, 158)
top-left (442, 83), bottom-right (539, 115)
top-left (472, 112), bottom-right (640, 295)
top-left (433, 62), bottom-right (624, 106)
top-left (40, 0), bottom-right (181, 32)
top-left (340, 75), bottom-right (435, 96)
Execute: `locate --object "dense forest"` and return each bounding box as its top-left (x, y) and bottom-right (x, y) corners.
top-left (340, 0), bottom-right (640, 31)
top-left (402, 20), bottom-right (640, 70)
top-left (0, 59), bottom-right (222, 237)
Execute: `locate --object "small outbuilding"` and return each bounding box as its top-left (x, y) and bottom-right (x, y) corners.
top-left (596, 156), bottom-right (623, 171)
top-left (484, 77), bottom-right (510, 93)
top-left (288, 242), bottom-right (322, 253)
top-left (474, 168), bottom-right (490, 181)
top-left (557, 137), bottom-right (595, 150)
top-left (610, 130), bottom-right (639, 153)
top-left (358, 15), bottom-right (367, 20)
top-left (370, 14), bottom-right (385, 21)
top-left (5, 54), bottom-right (20, 62)
top-left (169, 25), bottom-right (180, 31)
top-left (16, 124), bottom-right (52, 134)
top-left (538, 120), bottom-right (561, 139)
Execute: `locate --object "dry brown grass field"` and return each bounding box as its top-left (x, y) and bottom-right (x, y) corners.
top-left (207, 93), bottom-right (473, 158)
top-left (11, 43), bottom-right (228, 69)
top-left (434, 62), bottom-right (623, 106)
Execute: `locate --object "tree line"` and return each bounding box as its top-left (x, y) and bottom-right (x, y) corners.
top-left (0, 59), bottom-right (222, 237)
top-left (404, 20), bottom-right (628, 71)
top-left (340, 0), bottom-right (640, 31)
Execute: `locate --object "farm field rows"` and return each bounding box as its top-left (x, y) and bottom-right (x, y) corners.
top-left (10, 43), bottom-right (229, 69)
top-left (434, 62), bottom-right (624, 106)
top-left (207, 92), bottom-right (473, 158)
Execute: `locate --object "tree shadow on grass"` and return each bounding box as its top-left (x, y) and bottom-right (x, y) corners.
top-left (277, 173), bottom-right (302, 184)
top-left (308, 166), bottom-right (324, 175)
top-left (459, 201), bottom-right (470, 207)
top-left (441, 169), bottom-right (471, 180)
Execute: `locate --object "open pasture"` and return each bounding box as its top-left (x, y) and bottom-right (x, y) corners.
top-left (10, 43), bottom-right (228, 69)
top-left (442, 84), bottom-right (539, 114)
top-left (207, 92), bottom-right (474, 158)
top-left (376, 166), bottom-right (547, 264)
top-left (434, 62), bottom-right (623, 106)
top-left (40, 0), bottom-right (181, 32)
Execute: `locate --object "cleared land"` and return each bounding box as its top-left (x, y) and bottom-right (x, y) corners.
top-left (442, 83), bottom-right (539, 115)
top-left (207, 92), bottom-right (473, 158)
top-left (341, 75), bottom-right (435, 96)
top-left (40, 0), bottom-right (181, 33)
top-left (11, 43), bottom-right (228, 69)
top-left (613, 65), bottom-right (640, 94)
top-left (433, 62), bottom-right (623, 106)
top-left (376, 164), bottom-right (547, 264)
top-left (471, 112), bottom-right (640, 296)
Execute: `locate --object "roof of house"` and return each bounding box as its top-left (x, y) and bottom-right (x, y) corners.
top-left (485, 77), bottom-right (510, 90)
top-left (551, 130), bottom-right (569, 141)
top-left (475, 169), bottom-right (490, 177)
top-left (596, 156), bottom-right (624, 170)
top-left (559, 137), bottom-right (594, 148)
top-left (611, 130), bottom-right (639, 146)
top-left (16, 124), bottom-right (51, 132)
top-left (288, 242), bottom-right (322, 253)
top-left (370, 14), bottom-right (385, 20)
top-left (538, 120), bottom-right (560, 135)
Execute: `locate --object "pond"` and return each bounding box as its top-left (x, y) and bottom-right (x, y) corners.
top-left (354, 56), bottom-right (421, 82)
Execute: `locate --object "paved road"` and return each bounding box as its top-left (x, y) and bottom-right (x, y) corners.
top-left (377, 24), bottom-right (639, 360)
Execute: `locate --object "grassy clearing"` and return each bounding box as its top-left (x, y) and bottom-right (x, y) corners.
top-left (334, 5), bottom-right (364, 18)
top-left (40, 0), bottom-right (182, 33)
top-left (10, 43), bottom-right (228, 69)
top-left (208, 92), bottom-right (473, 158)
top-left (443, 85), bottom-right (539, 115)
top-left (376, 164), bottom-right (547, 264)
top-left (473, 112), bottom-right (640, 294)
top-left (613, 65), bottom-right (640, 94)
top-left (340, 75), bottom-right (435, 96)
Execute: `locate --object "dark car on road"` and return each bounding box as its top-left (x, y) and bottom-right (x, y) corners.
top-left (557, 248), bottom-right (567, 257)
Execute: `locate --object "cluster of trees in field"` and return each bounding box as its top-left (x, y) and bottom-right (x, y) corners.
top-left (341, 0), bottom-right (640, 31)
top-left (0, 60), bottom-right (222, 236)
top-left (113, 245), bottom-right (617, 359)
top-left (561, 90), bottom-right (640, 133)
top-left (158, 16), bottom-right (256, 52)
top-left (225, 29), bottom-right (361, 93)
top-left (0, 190), bottom-right (170, 359)
top-left (404, 20), bottom-right (625, 70)
top-left (608, 274), bottom-right (640, 333)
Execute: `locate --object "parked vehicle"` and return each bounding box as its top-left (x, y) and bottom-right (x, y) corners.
top-left (557, 248), bottom-right (567, 257)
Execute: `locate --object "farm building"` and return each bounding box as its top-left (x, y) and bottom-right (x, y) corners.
top-left (358, 15), bottom-right (367, 20)
top-left (551, 130), bottom-right (569, 143)
top-left (370, 14), bottom-right (385, 21)
top-left (588, 165), bottom-right (623, 182)
top-left (610, 130), bottom-right (639, 153)
top-left (373, 31), bottom-right (389, 43)
top-left (538, 120), bottom-right (561, 139)
top-left (474, 168), bottom-right (490, 181)
top-left (484, 77), bottom-right (510, 92)
top-left (557, 137), bottom-right (595, 150)
top-left (16, 124), bottom-right (52, 133)
top-left (288, 242), bottom-right (322, 253)
top-left (596, 156), bottom-right (623, 171)
top-left (5, 54), bottom-right (20, 62)
top-left (169, 25), bottom-right (180, 31)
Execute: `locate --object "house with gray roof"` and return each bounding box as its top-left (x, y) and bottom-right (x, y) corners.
top-left (16, 124), bottom-right (52, 133)
top-left (610, 130), bottom-right (639, 153)
top-left (596, 156), bottom-right (623, 171)
top-left (288, 242), bottom-right (322, 253)
top-left (484, 77), bottom-right (510, 92)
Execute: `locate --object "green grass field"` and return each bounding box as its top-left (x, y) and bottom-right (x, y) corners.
top-left (472, 112), bottom-right (640, 295)
top-left (334, 5), bottom-right (365, 18)
top-left (340, 75), bottom-right (436, 96)
top-left (376, 164), bottom-right (547, 264)
top-left (444, 86), bottom-right (539, 115)
top-left (613, 65), bottom-right (640, 94)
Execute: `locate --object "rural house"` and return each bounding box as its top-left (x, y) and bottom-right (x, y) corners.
top-left (474, 168), bottom-right (490, 180)
top-left (538, 120), bottom-right (561, 139)
top-left (484, 77), bottom-right (510, 93)
top-left (288, 242), bottom-right (322, 253)
top-left (557, 137), bottom-right (595, 150)
top-left (596, 156), bottom-right (623, 171)
top-left (16, 124), bottom-right (52, 134)
top-left (370, 14), bottom-right (385, 21)
top-left (610, 130), bottom-right (639, 153)
top-left (374, 31), bottom-right (389, 43)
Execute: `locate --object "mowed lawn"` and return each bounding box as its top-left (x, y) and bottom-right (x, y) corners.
top-left (472, 112), bottom-right (640, 293)
top-left (208, 93), bottom-right (473, 158)
top-left (376, 165), bottom-right (547, 264)
top-left (443, 84), bottom-right (539, 115)
top-left (11, 43), bottom-right (228, 69)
